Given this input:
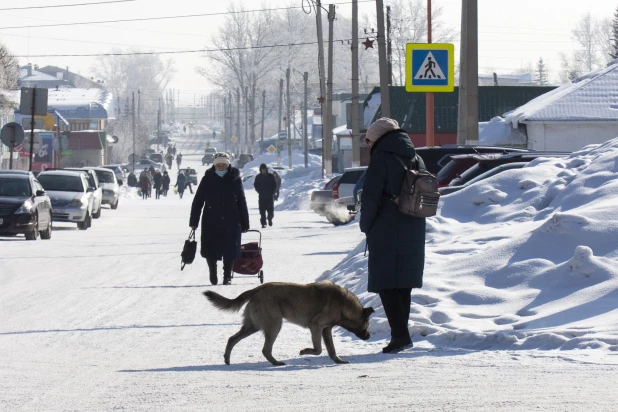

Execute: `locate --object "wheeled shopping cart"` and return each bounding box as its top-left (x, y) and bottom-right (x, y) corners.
top-left (231, 230), bottom-right (264, 283)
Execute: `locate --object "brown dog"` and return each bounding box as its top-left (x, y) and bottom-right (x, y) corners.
top-left (203, 281), bottom-right (374, 366)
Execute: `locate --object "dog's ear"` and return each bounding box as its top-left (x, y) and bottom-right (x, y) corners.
top-left (363, 307), bottom-right (375, 318)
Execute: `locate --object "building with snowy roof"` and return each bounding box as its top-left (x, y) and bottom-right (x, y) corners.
top-left (504, 61), bottom-right (618, 151)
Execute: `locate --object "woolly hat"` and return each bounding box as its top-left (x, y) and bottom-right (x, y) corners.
top-left (259, 163), bottom-right (268, 171)
top-left (213, 152), bottom-right (231, 166)
top-left (365, 117), bottom-right (399, 142)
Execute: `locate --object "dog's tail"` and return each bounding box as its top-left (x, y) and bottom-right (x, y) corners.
top-left (203, 289), bottom-right (254, 312)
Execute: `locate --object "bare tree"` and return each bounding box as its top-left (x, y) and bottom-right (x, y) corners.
top-left (611, 6), bottom-right (618, 60)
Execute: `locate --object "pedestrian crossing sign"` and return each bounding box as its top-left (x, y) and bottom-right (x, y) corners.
top-left (406, 43), bottom-right (455, 92)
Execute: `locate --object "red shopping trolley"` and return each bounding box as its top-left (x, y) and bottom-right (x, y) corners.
top-left (232, 230), bottom-right (264, 283)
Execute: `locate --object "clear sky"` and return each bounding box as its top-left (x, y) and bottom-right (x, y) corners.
top-left (0, 0), bottom-right (616, 103)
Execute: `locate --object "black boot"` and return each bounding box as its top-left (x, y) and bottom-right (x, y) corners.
top-left (382, 338), bottom-right (413, 354)
top-left (222, 259), bottom-right (233, 285)
top-left (207, 258), bottom-right (218, 285)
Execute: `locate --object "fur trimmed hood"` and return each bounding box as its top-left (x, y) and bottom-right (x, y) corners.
top-left (205, 165), bottom-right (241, 181)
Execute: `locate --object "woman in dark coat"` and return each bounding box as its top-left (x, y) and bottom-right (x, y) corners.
top-left (153, 170), bottom-right (163, 199)
top-left (162, 171), bottom-right (170, 196)
top-left (360, 117), bottom-right (426, 354)
top-left (190, 152), bottom-right (250, 285)
top-left (175, 171), bottom-right (187, 199)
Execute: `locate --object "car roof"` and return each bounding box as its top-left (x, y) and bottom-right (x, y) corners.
top-left (342, 167), bottom-right (368, 172)
top-left (38, 170), bottom-right (87, 177)
top-left (0, 170), bottom-right (31, 176)
top-left (449, 152), bottom-right (505, 160)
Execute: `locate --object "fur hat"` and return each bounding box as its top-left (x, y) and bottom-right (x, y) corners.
top-left (213, 152), bottom-right (231, 166)
top-left (259, 163), bottom-right (268, 171)
top-left (365, 117), bottom-right (399, 142)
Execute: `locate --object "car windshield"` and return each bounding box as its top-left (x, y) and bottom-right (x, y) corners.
top-left (0, 177), bottom-right (32, 197)
top-left (38, 175), bottom-right (84, 192)
top-left (94, 170), bottom-right (115, 183)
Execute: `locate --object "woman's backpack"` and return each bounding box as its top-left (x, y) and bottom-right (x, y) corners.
top-left (390, 154), bottom-right (440, 218)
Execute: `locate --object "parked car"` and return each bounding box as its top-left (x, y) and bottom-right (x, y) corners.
top-left (64, 168), bottom-right (103, 219)
top-left (37, 170), bottom-right (94, 230)
top-left (202, 147), bottom-right (218, 165)
top-left (234, 153), bottom-right (254, 169)
top-left (414, 145), bottom-right (533, 175)
top-left (89, 167), bottom-right (119, 210)
top-left (149, 153), bottom-right (164, 164)
top-left (323, 167), bottom-right (367, 225)
top-left (102, 164), bottom-right (125, 185)
top-left (128, 158), bottom-right (162, 173)
top-left (436, 153), bottom-right (505, 187)
top-left (0, 170), bottom-right (53, 240)
top-left (439, 162), bottom-right (529, 195)
top-left (348, 170), bottom-right (367, 214)
top-left (448, 152), bottom-right (571, 187)
top-left (310, 175), bottom-right (341, 215)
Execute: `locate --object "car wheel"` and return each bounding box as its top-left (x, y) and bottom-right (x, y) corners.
top-left (111, 199), bottom-right (119, 210)
top-left (78, 213), bottom-right (90, 230)
top-left (92, 202), bottom-right (102, 219)
top-left (40, 214), bottom-right (52, 240)
top-left (25, 215), bottom-right (39, 240)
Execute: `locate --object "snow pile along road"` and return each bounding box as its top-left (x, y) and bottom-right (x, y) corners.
top-left (324, 138), bottom-right (618, 351)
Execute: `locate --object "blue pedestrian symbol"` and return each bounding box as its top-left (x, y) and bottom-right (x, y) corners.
top-left (411, 50), bottom-right (449, 86)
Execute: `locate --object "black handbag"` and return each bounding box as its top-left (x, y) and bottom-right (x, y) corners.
top-left (181, 230), bottom-right (197, 270)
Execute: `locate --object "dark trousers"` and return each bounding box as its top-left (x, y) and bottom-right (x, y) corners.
top-left (379, 288), bottom-right (412, 342)
top-left (206, 257), bottom-right (234, 280)
top-left (259, 197), bottom-right (274, 226)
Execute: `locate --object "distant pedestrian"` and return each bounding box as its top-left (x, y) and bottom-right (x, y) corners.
top-left (176, 153), bottom-right (183, 168)
top-left (360, 117), bottom-right (426, 354)
top-left (175, 170), bottom-right (187, 199)
top-left (127, 172), bottom-right (137, 188)
top-left (271, 169), bottom-right (281, 201)
top-left (190, 152), bottom-right (249, 285)
top-left (153, 169), bottom-right (163, 199)
top-left (139, 168), bottom-right (150, 200)
top-left (254, 163), bottom-right (277, 228)
top-left (162, 171), bottom-right (170, 196)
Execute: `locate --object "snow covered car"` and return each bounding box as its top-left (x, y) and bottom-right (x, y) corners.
top-left (37, 171), bottom-right (94, 230)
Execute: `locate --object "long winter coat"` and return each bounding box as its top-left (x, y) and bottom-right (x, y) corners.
top-left (162, 174), bottom-right (170, 191)
top-left (254, 172), bottom-right (277, 198)
top-left (175, 174), bottom-right (187, 193)
top-left (190, 166), bottom-right (250, 261)
top-left (153, 172), bottom-right (163, 189)
top-left (360, 129), bottom-right (426, 293)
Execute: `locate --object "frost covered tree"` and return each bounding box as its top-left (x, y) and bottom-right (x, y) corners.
top-left (90, 50), bottom-right (175, 162)
top-left (535, 57), bottom-right (549, 85)
top-left (0, 43), bottom-right (19, 111)
top-left (610, 6), bottom-right (618, 59)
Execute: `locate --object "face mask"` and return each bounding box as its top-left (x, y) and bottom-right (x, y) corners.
top-left (215, 169), bottom-right (228, 177)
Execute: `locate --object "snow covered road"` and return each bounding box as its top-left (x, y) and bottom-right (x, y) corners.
top-left (1, 131), bottom-right (617, 411)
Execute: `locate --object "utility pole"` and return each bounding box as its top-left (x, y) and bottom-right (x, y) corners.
top-left (303, 72), bottom-right (309, 168)
top-left (387, 5), bottom-right (393, 84)
top-left (286, 67), bottom-right (292, 169)
top-left (224, 96), bottom-right (228, 152)
top-left (324, 4), bottom-right (335, 174)
top-left (244, 86), bottom-right (248, 154)
top-left (132, 91), bottom-right (136, 172)
top-left (251, 80), bottom-right (257, 152)
top-left (236, 88), bottom-right (241, 156)
top-left (351, 0), bottom-right (361, 167)
top-left (376, 0), bottom-right (390, 117)
top-left (28, 87), bottom-right (36, 171)
top-left (457, 0), bottom-right (479, 144)
top-left (278, 78), bottom-right (283, 165)
top-left (261, 90), bottom-right (266, 156)
top-left (137, 89), bottom-right (141, 121)
top-left (426, 0), bottom-right (435, 146)
top-left (315, 0), bottom-right (327, 177)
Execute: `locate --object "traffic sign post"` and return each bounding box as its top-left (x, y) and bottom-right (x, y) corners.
top-left (20, 87), bottom-right (49, 171)
top-left (1, 123), bottom-right (25, 170)
top-left (405, 43), bottom-right (455, 92)
top-left (267, 145), bottom-right (276, 154)
top-left (278, 130), bottom-right (287, 141)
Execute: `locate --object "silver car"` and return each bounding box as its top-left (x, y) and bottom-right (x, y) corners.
top-left (91, 167), bottom-right (119, 210)
top-left (37, 171), bottom-right (94, 230)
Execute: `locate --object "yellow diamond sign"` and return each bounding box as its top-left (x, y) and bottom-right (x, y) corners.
top-left (267, 145), bottom-right (276, 154)
top-left (231, 136), bottom-right (238, 143)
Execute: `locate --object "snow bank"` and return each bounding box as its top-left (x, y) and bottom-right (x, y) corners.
top-left (478, 116), bottom-right (527, 146)
top-left (324, 137), bottom-right (618, 351)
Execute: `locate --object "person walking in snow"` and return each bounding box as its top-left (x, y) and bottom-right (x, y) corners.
top-left (175, 170), bottom-right (187, 199)
top-left (162, 171), bottom-right (171, 197)
top-left (360, 117), bottom-right (426, 354)
top-left (139, 168), bottom-right (150, 200)
top-left (190, 152), bottom-right (249, 286)
top-left (253, 163), bottom-right (277, 228)
top-left (153, 169), bottom-right (163, 199)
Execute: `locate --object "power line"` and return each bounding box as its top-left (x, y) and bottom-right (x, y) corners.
top-left (13, 39), bottom-right (352, 58)
top-left (0, 0), bottom-right (135, 11)
top-left (0, 0), bottom-right (374, 30)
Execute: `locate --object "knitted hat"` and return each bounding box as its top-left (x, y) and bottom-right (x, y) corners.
top-left (213, 152), bottom-right (231, 166)
top-left (365, 117), bottom-right (399, 142)
top-left (259, 163), bottom-right (268, 171)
